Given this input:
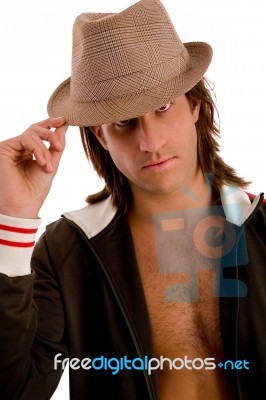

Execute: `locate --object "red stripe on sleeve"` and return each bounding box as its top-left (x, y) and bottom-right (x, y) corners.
top-left (0, 224), bottom-right (38, 234)
top-left (0, 239), bottom-right (35, 248)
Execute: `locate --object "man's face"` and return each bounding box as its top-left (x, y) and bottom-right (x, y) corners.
top-left (91, 95), bottom-right (201, 199)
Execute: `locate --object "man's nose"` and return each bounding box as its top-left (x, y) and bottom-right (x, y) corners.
top-left (138, 114), bottom-right (166, 153)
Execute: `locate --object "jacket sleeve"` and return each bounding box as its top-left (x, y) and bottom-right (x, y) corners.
top-left (0, 229), bottom-right (67, 400)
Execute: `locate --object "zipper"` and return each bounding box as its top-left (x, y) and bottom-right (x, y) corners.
top-left (62, 216), bottom-right (156, 400)
top-left (233, 193), bottom-right (264, 399)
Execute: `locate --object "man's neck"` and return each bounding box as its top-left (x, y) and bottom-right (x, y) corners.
top-left (127, 170), bottom-right (217, 224)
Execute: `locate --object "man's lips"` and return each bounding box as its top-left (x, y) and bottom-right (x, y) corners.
top-left (142, 157), bottom-right (176, 170)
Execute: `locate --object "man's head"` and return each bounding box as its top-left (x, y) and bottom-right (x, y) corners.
top-left (48, 0), bottom-right (249, 210)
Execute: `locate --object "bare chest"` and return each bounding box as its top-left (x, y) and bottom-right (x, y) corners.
top-left (130, 226), bottom-right (236, 399)
top-left (133, 235), bottom-right (223, 359)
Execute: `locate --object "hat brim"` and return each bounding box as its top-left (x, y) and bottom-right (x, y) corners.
top-left (47, 42), bottom-right (212, 127)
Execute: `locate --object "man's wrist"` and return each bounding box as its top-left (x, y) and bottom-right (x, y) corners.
top-left (0, 208), bottom-right (39, 219)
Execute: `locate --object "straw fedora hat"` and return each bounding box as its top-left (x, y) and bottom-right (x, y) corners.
top-left (47, 0), bottom-right (212, 127)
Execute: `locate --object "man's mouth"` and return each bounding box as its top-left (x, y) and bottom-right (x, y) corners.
top-left (142, 157), bottom-right (176, 171)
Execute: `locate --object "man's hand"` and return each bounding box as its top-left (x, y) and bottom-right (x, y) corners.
top-left (0, 117), bottom-right (68, 218)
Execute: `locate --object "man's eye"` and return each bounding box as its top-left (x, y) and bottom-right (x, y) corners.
top-left (115, 120), bottom-right (131, 127)
top-left (156, 103), bottom-right (171, 112)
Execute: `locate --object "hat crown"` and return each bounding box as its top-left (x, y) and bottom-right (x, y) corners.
top-left (47, 0), bottom-right (212, 126)
top-left (71, 0), bottom-right (190, 102)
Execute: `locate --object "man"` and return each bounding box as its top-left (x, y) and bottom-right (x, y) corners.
top-left (0, 0), bottom-right (265, 399)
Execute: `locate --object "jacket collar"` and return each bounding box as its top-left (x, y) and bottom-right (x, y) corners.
top-left (220, 185), bottom-right (262, 226)
top-left (63, 186), bottom-right (263, 237)
top-left (63, 196), bottom-right (117, 238)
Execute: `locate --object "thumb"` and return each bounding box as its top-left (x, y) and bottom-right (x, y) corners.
top-left (49, 125), bottom-right (68, 173)
top-left (55, 124), bottom-right (68, 149)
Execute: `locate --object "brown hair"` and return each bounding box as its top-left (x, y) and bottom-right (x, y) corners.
top-left (80, 77), bottom-right (250, 212)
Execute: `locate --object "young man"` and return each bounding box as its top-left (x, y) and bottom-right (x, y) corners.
top-left (0, 0), bottom-right (265, 399)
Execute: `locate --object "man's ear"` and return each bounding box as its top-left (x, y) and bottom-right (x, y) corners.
top-left (190, 98), bottom-right (201, 124)
top-left (90, 126), bottom-right (108, 150)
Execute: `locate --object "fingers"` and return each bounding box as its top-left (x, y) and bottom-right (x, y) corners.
top-left (18, 133), bottom-right (53, 171)
top-left (34, 116), bottom-right (66, 130)
top-left (22, 117), bottom-right (67, 150)
top-left (6, 117), bottom-right (68, 173)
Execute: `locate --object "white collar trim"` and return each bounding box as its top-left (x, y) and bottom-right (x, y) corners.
top-left (220, 185), bottom-right (261, 226)
top-left (63, 196), bottom-right (117, 239)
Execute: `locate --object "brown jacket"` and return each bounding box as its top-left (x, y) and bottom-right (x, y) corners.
top-left (0, 188), bottom-right (265, 399)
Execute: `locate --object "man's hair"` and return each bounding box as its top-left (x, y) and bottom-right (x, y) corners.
top-left (80, 77), bottom-right (250, 212)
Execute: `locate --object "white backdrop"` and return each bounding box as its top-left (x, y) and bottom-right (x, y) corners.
top-left (0, 0), bottom-right (265, 398)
